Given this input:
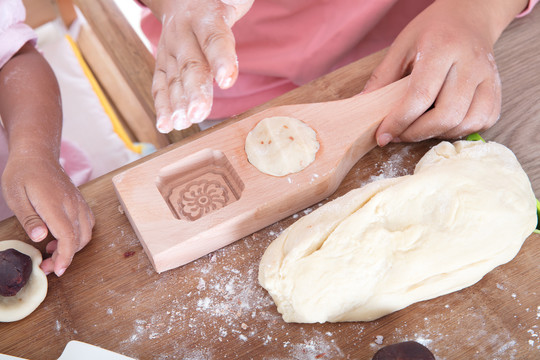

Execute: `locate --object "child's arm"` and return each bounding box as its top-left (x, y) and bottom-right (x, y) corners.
top-left (139, 0), bottom-right (253, 133)
top-left (363, 0), bottom-right (530, 146)
top-left (0, 42), bottom-right (94, 277)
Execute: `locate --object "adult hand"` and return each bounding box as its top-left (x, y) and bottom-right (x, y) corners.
top-left (2, 155), bottom-right (94, 276)
top-left (144, 0), bottom-right (254, 133)
top-left (363, 0), bottom-right (528, 146)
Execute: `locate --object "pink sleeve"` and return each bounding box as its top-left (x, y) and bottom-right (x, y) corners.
top-left (0, 0), bottom-right (38, 69)
top-left (517, 0), bottom-right (539, 17)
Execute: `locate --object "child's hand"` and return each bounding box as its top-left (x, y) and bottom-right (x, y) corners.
top-left (1, 155), bottom-right (94, 277)
top-left (145, 0), bottom-right (254, 133)
top-left (363, 0), bottom-right (528, 146)
top-left (0, 43), bottom-right (94, 277)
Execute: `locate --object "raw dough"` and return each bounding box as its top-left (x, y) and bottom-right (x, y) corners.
top-left (0, 240), bottom-right (48, 322)
top-left (259, 141), bottom-right (537, 323)
top-left (245, 116), bottom-right (319, 176)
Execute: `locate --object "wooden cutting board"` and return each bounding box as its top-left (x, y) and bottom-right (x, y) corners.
top-left (0, 8), bottom-right (538, 360)
top-left (113, 78), bottom-right (409, 273)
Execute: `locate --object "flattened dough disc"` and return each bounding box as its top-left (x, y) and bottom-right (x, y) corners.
top-left (245, 116), bottom-right (319, 176)
top-left (0, 240), bottom-right (48, 322)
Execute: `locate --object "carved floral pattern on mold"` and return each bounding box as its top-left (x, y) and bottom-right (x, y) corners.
top-left (175, 180), bottom-right (230, 221)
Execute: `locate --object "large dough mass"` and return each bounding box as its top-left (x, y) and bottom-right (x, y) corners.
top-left (245, 116), bottom-right (319, 176)
top-left (258, 141), bottom-right (537, 323)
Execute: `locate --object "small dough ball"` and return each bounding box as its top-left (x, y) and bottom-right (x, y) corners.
top-left (0, 240), bottom-right (48, 322)
top-left (372, 341), bottom-right (435, 360)
top-left (245, 116), bottom-right (319, 176)
top-left (0, 248), bottom-right (33, 296)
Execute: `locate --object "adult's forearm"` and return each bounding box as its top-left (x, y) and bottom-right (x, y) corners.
top-left (435, 0), bottom-right (530, 44)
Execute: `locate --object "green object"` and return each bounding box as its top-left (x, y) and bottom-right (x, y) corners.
top-left (467, 133), bottom-right (540, 234)
top-left (535, 199), bottom-right (540, 234)
top-left (466, 133), bottom-right (486, 142)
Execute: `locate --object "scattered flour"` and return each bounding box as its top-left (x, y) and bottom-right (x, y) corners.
top-left (78, 143), bottom-right (538, 359)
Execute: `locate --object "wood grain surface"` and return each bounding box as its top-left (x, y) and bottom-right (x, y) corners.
top-left (1, 5), bottom-right (539, 360)
top-left (113, 76), bottom-right (410, 273)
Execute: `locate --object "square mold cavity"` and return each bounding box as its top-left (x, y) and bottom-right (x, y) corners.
top-left (156, 149), bottom-right (244, 221)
